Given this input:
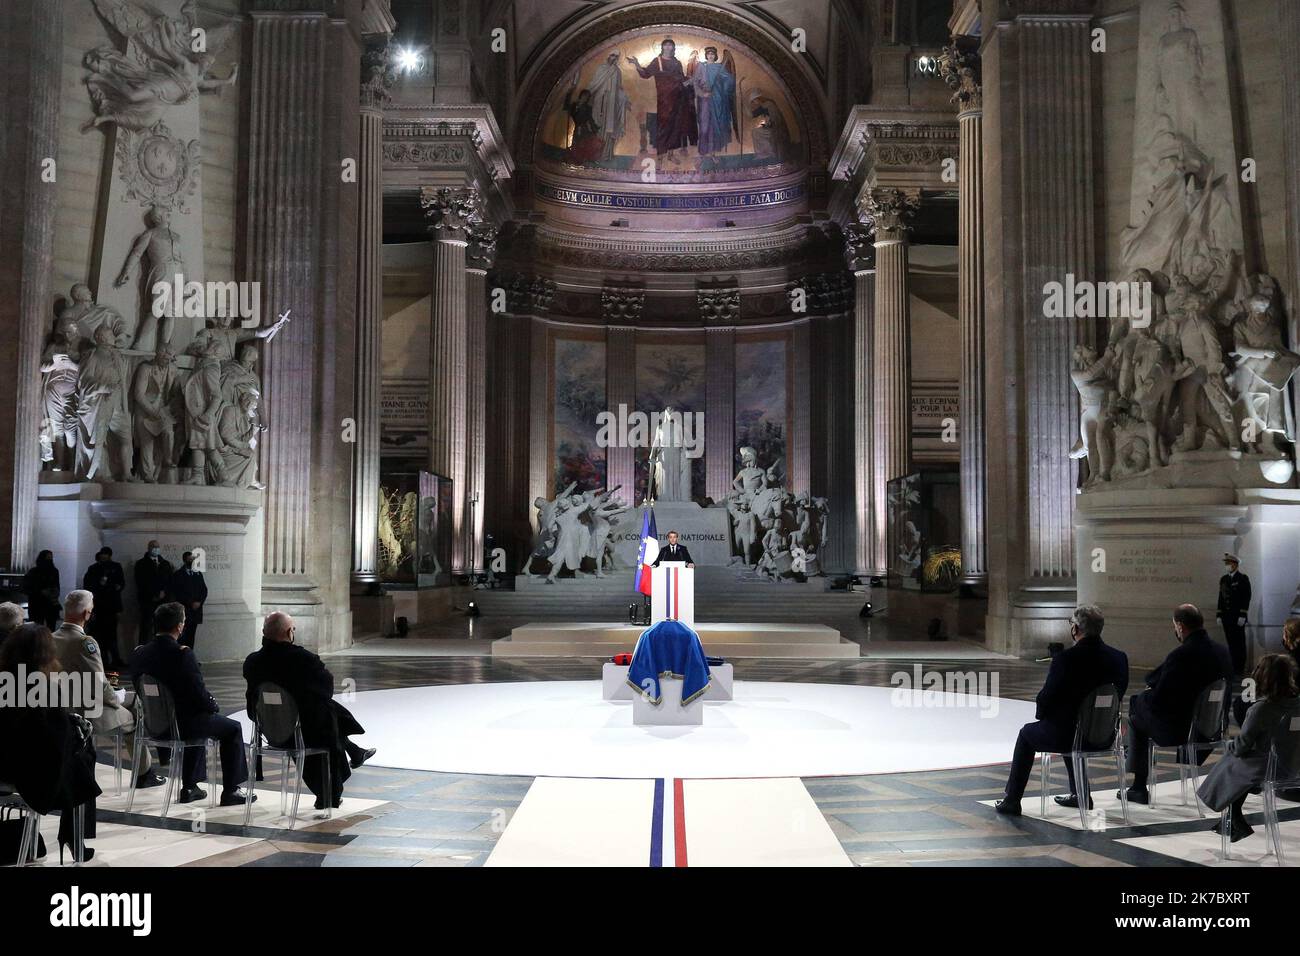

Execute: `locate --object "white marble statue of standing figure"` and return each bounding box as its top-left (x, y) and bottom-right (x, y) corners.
top-left (71, 325), bottom-right (135, 482)
top-left (1231, 278), bottom-right (1300, 456)
top-left (649, 406), bottom-right (692, 502)
top-left (40, 318), bottom-right (83, 471)
top-left (182, 335), bottom-right (225, 485)
top-left (131, 346), bottom-right (180, 483)
top-left (545, 494), bottom-right (591, 583)
top-left (1068, 345), bottom-right (1118, 485)
top-left (115, 205), bottom-right (186, 352)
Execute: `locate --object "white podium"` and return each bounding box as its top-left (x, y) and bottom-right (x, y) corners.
top-left (650, 561), bottom-right (694, 627)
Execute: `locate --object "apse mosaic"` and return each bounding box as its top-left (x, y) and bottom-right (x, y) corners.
top-left (536, 27), bottom-right (804, 183)
top-left (553, 335), bottom-right (607, 492)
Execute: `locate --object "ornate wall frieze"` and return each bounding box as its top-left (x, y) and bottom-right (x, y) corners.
top-left (843, 222), bottom-right (876, 272)
top-left (697, 284), bottom-right (741, 325)
top-left (602, 285), bottom-right (645, 322)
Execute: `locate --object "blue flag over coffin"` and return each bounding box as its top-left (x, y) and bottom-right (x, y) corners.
top-left (627, 619), bottom-right (711, 705)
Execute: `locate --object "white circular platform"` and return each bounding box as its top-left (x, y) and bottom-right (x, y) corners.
top-left (238, 681), bottom-right (1037, 779)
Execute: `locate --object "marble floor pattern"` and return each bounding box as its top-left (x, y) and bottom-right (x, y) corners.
top-left (44, 644), bottom-right (1294, 868)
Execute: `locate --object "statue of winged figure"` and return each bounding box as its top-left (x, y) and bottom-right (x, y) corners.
top-left (83, 0), bottom-right (239, 133)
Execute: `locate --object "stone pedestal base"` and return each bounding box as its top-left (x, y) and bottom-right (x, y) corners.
top-left (610, 502), bottom-right (733, 567)
top-left (37, 481), bottom-right (264, 664)
top-left (350, 589), bottom-right (394, 637)
top-left (1075, 488), bottom-right (1300, 668)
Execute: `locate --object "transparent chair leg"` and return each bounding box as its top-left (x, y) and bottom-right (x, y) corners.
top-left (113, 735), bottom-right (123, 795)
top-left (1149, 748), bottom-right (1158, 807)
top-left (289, 749), bottom-right (306, 829)
top-left (17, 811), bottom-right (35, 865)
top-left (1220, 805), bottom-right (1231, 860)
top-left (1266, 788), bottom-right (1286, 864)
top-left (1190, 753), bottom-right (1205, 818)
top-left (72, 803), bottom-right (85, 864)
top-left (208, 741), bottom-right (217, 809)
top-left (1074, 754), bottom-right (1089, 828)
top-left (280, 752), bottom-right (290, 818)
top-left (1115, 746), bottom-right (1130, 824)
top-left (126, 732), bottom-right (146, 813)
top-left (160, 743), bottom-right (178, 820)
top-left (1178, 747), bottom-right (1189, 806)
top-left (1040, 753), bottom-right (1050, 817)
top-left (324, 753), bottom-right (333, 821)
top-left (243, 742), bottom-right (258, 828)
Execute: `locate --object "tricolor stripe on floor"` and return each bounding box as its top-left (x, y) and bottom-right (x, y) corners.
top-left (486, 776), bottom-right (851, 867)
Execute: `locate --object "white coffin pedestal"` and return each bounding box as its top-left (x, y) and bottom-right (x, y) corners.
top-left (632, 676), bottom-right (703, 726)
top-left (36, 480), bottom-right (265, 664)
top-left (602, 662), bottom-right (733, 702)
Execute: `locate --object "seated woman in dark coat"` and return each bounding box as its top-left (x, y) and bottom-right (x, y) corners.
top-left (0, 623), bottom-right (101, 862)
top-left (1198, 653), bottom-right (1300, 842)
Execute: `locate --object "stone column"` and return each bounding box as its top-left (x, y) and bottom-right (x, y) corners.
top-left (419, 186), bottom-right (478, 575)
top-left (604, 325), bottom-right (637, 497)
top-left (247, 5), bottom-right (361, 651)
top-left (350, 49), bottom-right (390, 586)
top-left (0, 0), bottom-right (62, 571)
top-left (464, 220), bottom-right (497, 573)
top-left (865, 189), bottom-right (918, 577)
top-left (982, 2), bottom-right (1098, 654)
top-left (941, 37), bottom-right (988, 590)
top-left (704, 327), bottom-right (736, 502)
top-left (527, 316), bottom-right (550, 532)
top-left (1284, 0), bottom-right (1300, 476)
top-left (845, 224), bottom-right (878, 576)
top-left (1283, 0), bottom-right (1300, 614)
top-left (791, 321), bottom-right (812, 493)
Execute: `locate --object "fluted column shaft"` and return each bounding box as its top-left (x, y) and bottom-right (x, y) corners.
top-left (430, 237), bottom-right (467, 570)
top-left (851, 266), bottom-right (878, 576)
top-left (605, 326), bottom-right (636, 496)
top-left (1284, 0), bottom-right (1300, 474)
top-left (464, 266), bottom-right (487, 571)
top-left (867, 191), bottom-right (916, 577)
top-left (0, 0), bottom-right (62, 571)
top-left (350, 104), bottom-right (383, 583)
top-left (705, 328), bottom-right (736, 502)
top-left (1020, 16), bottom-right (1095, 585)
top-left (951, 55), bottom-right (987, 588)
top-left (420, 186), bottom-right (478, 576)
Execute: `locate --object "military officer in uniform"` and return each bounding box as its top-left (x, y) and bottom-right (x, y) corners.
top-left (1217, 552), bottom-right (1252, 676)
top-left (51, 589), bottom-right (164, 789)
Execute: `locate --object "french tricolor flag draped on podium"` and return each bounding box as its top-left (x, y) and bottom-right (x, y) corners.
top-left (634, 507), bottom-right (658, 596)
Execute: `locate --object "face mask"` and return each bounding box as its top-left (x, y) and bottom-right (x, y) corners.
top-left (149, 548), bottom-right (160, 557)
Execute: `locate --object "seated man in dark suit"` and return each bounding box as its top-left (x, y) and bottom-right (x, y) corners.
top-left (652, 530), bottom-right (694, 568)
top-left (1119, 603), bottom-right (1233, 804)
top-left (995, 605), bottom-right (1129, 815)
top-left (243, 612), bottom-right (375, 810)
top-left (127, 602), bottom-right (255, 806)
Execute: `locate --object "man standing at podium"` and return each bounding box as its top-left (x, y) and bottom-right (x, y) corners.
top-left (653, 530), bottom-right (694, 568)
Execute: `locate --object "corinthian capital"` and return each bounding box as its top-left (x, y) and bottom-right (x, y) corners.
top-left (938, 37), bottom-right (982, 112)
top-left (844, 222), bottom-right (876, 272)
top-left (861, 189), bottom-right (920, 243)
top-left (420, 186), bottom-right (480, 242)
top-left (360, 42), bottom-right (396, 111)
top-left (466, 218), bottom-right (498, 271)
